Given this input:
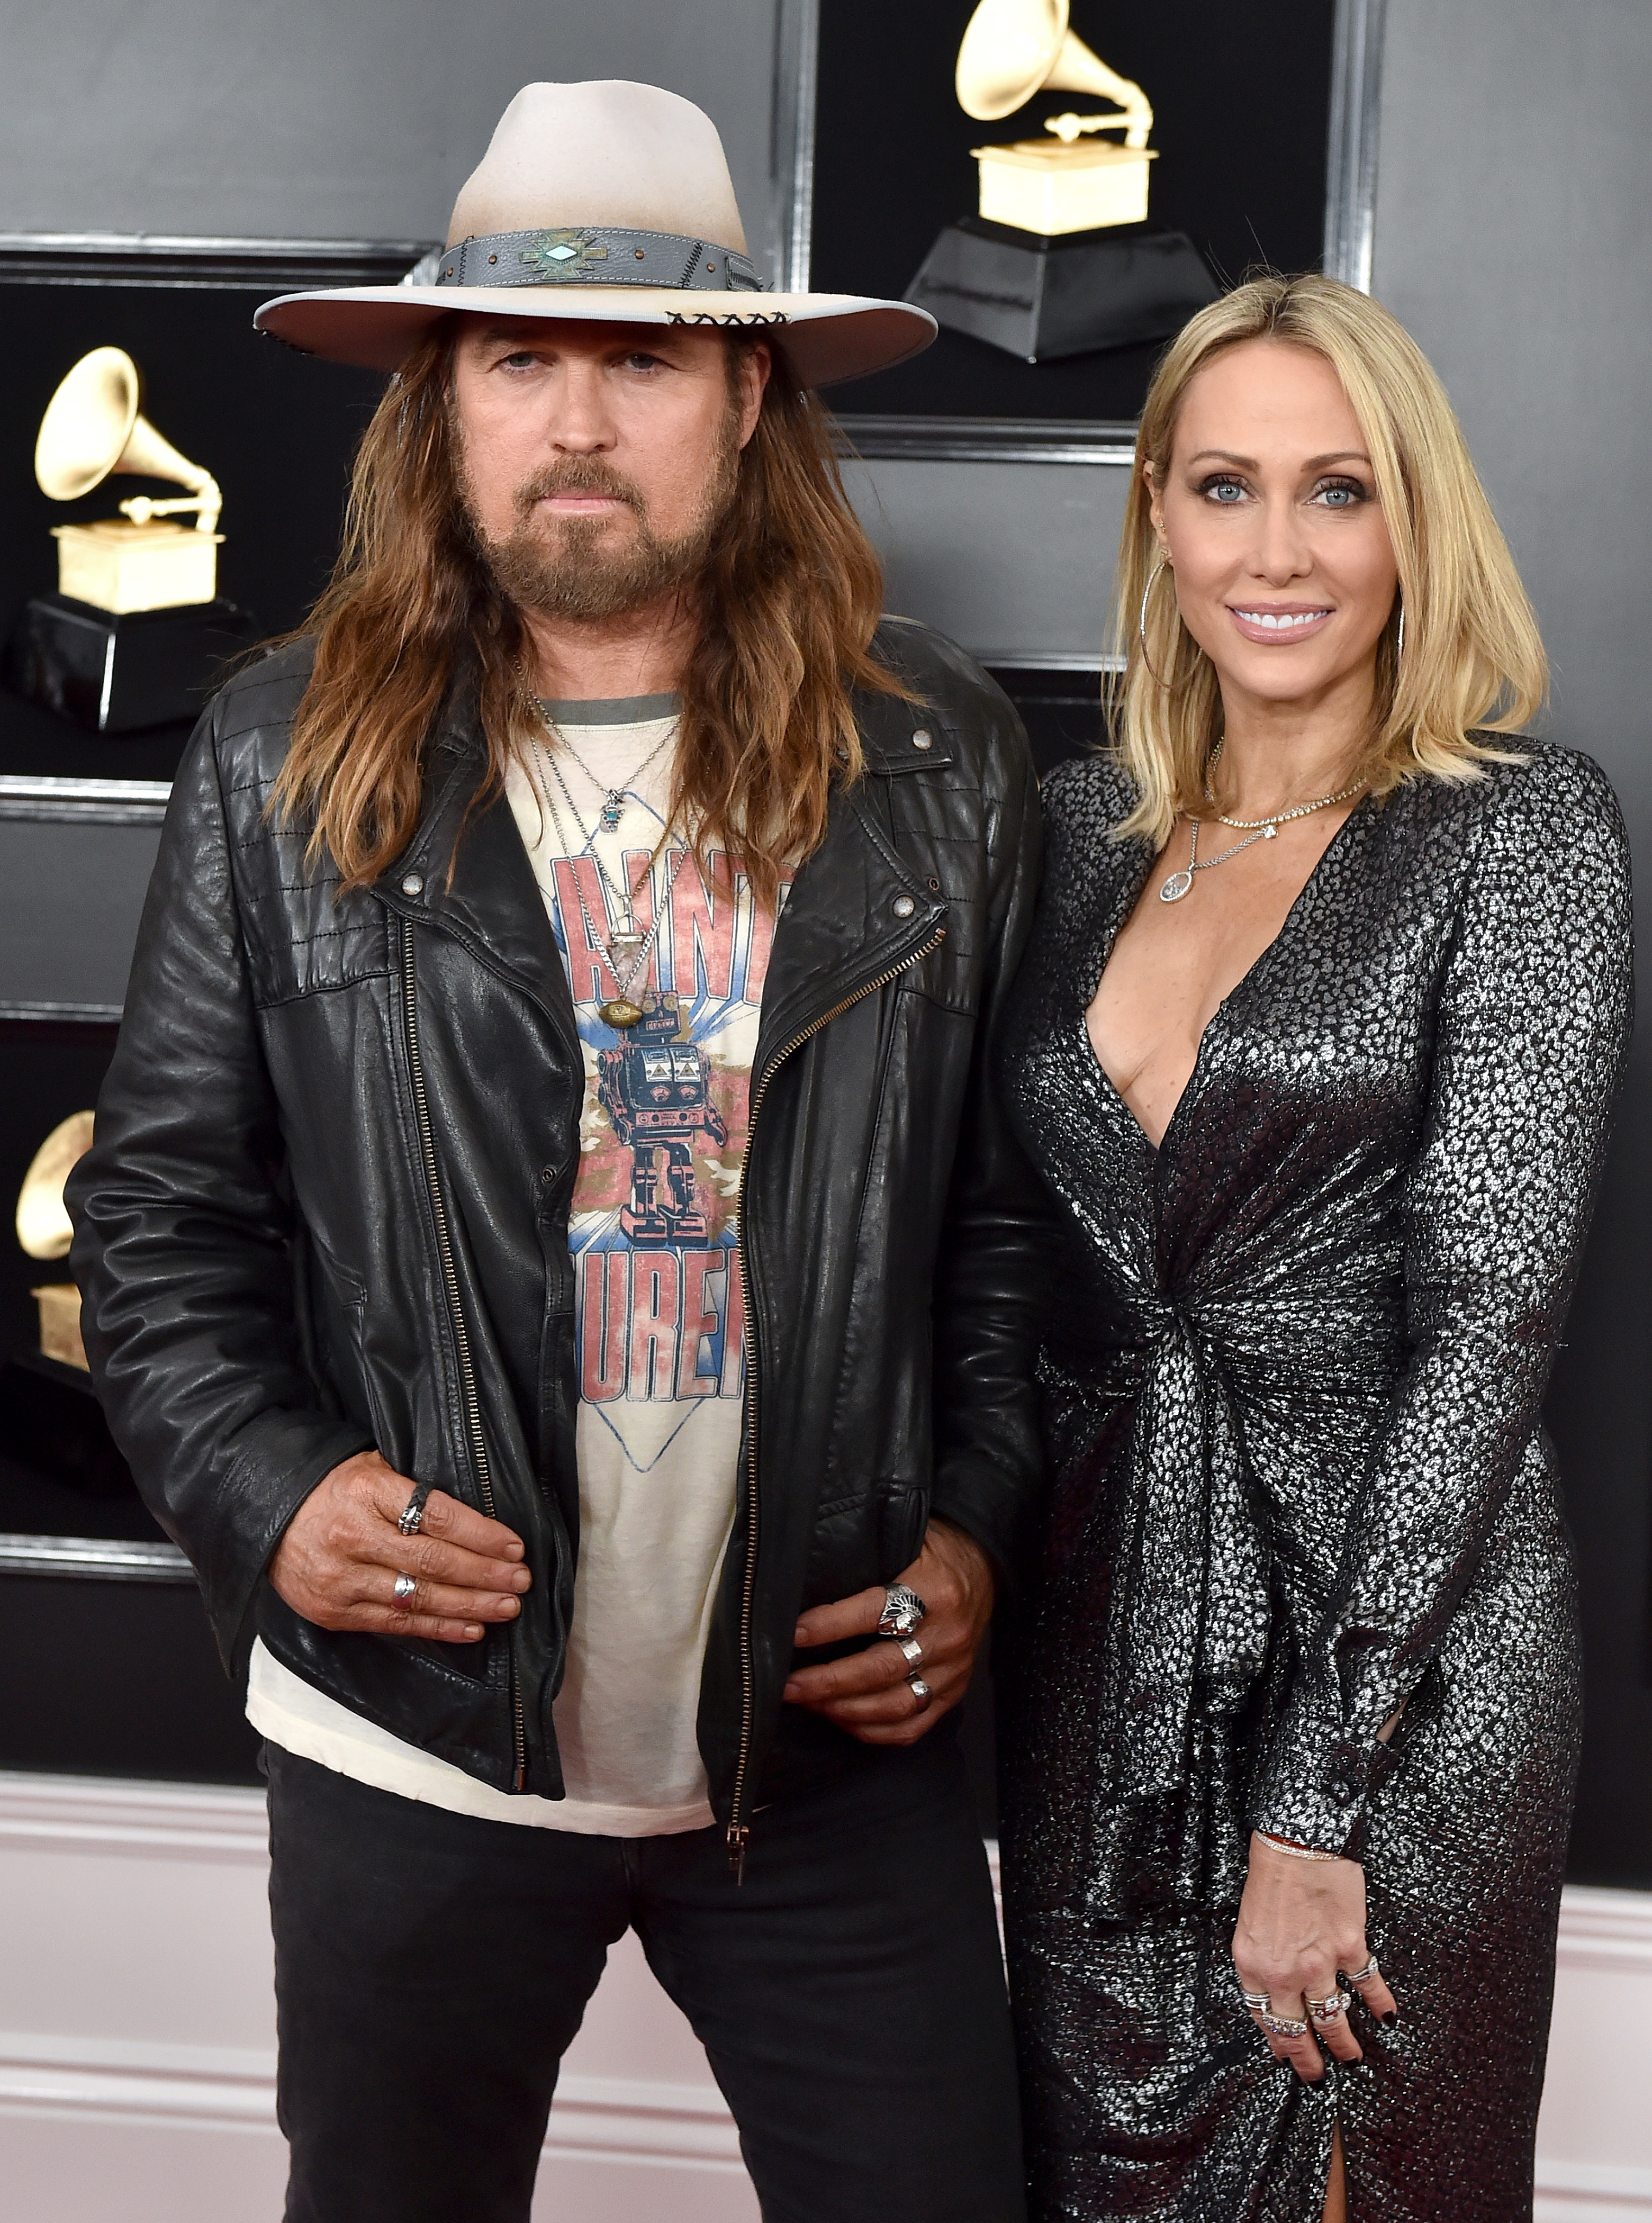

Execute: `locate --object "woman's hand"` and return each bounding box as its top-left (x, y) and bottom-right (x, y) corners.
top-left (1231, 1832), bottom-right (1399, 2081)
top-left (781, 1518), bottom-right (995, 1745)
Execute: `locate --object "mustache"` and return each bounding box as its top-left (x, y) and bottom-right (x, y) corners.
top-left (512, 458), bottom-right (644, 518)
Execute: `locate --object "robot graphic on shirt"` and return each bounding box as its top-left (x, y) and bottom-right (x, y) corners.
top-left (595, 993), bottom-right (729, 1244)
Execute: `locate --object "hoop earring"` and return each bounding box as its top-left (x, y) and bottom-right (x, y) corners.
top-left (1138, 557), bottom-right (1175, 688)
top-left (1395, 600), bottom-right (1405, 663)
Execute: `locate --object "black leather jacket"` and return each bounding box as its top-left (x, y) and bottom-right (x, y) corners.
top-left (69, 617), bottom-right (1045, 1852)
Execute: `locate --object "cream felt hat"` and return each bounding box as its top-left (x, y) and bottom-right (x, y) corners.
top-left (255, 80), bottom-right (936, 388)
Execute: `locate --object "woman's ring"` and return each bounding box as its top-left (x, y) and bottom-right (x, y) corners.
top-left (908, 1674), bottom-right (932, 1713)
top-left (1259, 2011), bottom-right (1309, 2039)
top-left (393, 1572), bottom-right (417, 1604)
top-left (1307, 1990), bottom-right (1353, 2025)
top-left (1239, 1987), bottom-right (1271, 2013)
top-left (1344, 1957), bottom-right (1381, 1987)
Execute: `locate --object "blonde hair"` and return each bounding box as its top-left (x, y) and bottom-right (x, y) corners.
top-left (1114, 273), bottom-right (1546, 846)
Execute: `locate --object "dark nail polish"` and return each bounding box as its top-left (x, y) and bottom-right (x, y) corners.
top-left (1380, 2010), bottom-right (1397, 2026)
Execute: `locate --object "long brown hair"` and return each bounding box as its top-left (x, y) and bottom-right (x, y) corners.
top-left (1114, 274), bottom-right (1545, 847)
top-left (272, 320), bottom-right (908, 906)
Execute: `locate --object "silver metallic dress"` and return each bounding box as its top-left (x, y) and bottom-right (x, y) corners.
top-left (997, 744), bottom-right (1632, 2221)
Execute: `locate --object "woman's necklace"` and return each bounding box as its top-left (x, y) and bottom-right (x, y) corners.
top-left (529, 724), bottom-right (685, 1027)
top-left (1157, 738), bottom-right (1367, 904)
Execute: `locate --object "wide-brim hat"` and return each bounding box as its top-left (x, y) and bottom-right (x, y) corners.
top-left (255, 80), bottom-right (936, 390)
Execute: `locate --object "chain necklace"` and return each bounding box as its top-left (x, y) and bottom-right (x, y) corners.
top-left (528, 726), bottom-right (685, 1028)
top-left (1201, 737), bottom-right (1367, 829)
top-left (1158, 738), bottom-right (1367, 904)
top-left (549, 718), bottom-right (675, 831)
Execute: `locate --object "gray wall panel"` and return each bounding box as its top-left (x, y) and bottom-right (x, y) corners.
top-left (1371, 0), bottom-right (1652, 811)
top-left (1372, 0), bottom-right (1652, 1883)
top-left (0, 821), bottom-right (159, 1013)
top-left (842, 457), bottom-right (1129, 667)
top-left (0, 1), bottom-right (783, 277)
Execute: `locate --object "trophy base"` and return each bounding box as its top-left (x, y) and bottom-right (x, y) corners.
top-left (4, 592), bottom-right (260, 734)
top-left (30, 1285), bottom-right (87, 1373)
top-left (907, 217), bottom-right (1218, 363)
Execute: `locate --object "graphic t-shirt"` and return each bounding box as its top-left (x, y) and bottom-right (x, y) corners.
top-left (245, 691), bottom-right (783, 1837)
top-left (509, 691), bottom-right (787, 1831)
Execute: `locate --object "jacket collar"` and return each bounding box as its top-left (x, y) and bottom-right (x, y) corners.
top-left (369, 664), bottom-right (949, 1060)
top-left (369, 670), bottom-right (578, 1043)
top-left (751, 681), bottom-right (949, 1079)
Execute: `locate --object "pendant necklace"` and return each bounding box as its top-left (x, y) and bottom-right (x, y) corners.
top-left (1158, 737), bottom-right (1367, 903)
top-left (530, 722), bottom-right (685, 1027)
top-left (552, 720), bottom-right (674, 832)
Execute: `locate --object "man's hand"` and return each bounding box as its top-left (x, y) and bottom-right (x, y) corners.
top-left (268, 1450), bottom-right (530, 1643)
top-left (782, 1517), bottom-right (995, 1745)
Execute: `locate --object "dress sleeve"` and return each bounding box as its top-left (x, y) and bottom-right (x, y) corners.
top-left (1251, 746), bottom-right (1633, 1855)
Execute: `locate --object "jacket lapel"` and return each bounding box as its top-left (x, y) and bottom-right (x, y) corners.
top-left (371, 689), bottom-right (579, 1051)
top-left (750, 689), bottom-right (949, 1080)
top-left (371, 667), bottom-right (946, 1069)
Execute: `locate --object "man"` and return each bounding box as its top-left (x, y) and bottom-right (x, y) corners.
top-left (70, 80), bottom-right (1043, 2223)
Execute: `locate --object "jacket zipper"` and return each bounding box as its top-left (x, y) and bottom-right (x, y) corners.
top-left (725, 923), bottom-right (946, 1879)
top-left (400, 918), bottom-right (528, 1790)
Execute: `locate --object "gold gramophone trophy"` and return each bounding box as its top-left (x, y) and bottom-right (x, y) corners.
top-left (16, 1111), bottom-right (95, 1372)
top-left (907, 0), bottom-right (1216, 363)
top-left (5, 347), bottom-right (256, 733)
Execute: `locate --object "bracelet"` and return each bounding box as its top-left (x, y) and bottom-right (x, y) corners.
top-left (1259, 1831), bottom-right (1337, 1862)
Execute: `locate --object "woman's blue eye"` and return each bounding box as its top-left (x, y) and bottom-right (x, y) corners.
top-left (1205, 479), bottom-right (1245, 503)
top-left (1314, 481), bottom-right (1364, 507)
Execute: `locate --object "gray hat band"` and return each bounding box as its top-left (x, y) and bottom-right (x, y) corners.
top-left (436, 228), bottom-right (765, 293)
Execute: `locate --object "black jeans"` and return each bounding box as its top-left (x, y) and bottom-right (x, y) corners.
top-left (266, 1730), bottom-right (1026, 2223)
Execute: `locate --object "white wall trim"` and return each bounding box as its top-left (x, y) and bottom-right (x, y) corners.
top-left (0, 1772), bottom-right (267, 1865)
top-left (0, 1773), bottom-right (747, 2175)
top-left (1554, 1886), bottom-right (1652, 1978)
top-left (0, 2033), bottom-right (276, 2134)
top-left (5, 1774), bottom-right (1648, 2201)
top-left (1536, 2159), bottom-right (1652, 2219)
top-left (0, 2030), bottom-right (743, 2170)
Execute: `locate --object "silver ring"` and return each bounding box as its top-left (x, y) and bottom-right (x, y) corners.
top-left (1239, 1987), bottom-right (1271, 2013)
top-left (1259, 2011), bottom-right (1308, 2039)
top-left (897, 1635), bottom-right (924, 1666)
top-left (1344, 1957), bottom-right (1381, 1987)
top-left (392, 1572), bottom-right (417, 1604)
top-left (907, 1674), bottom-right (932, 1712)
top-left (1308, 1990), bottom-right (1352, 2025)
top-left (397, 1484), bottom-right (430, 1538)
top-left (879, 1585), bottom-right (926, 1640)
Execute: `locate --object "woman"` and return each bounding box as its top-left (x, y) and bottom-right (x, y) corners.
top-left (998, 273), bottom-right (1632, 2221)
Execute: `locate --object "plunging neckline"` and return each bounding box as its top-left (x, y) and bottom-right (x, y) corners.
top-left (1082, 795), bottom-right (1371, 1156)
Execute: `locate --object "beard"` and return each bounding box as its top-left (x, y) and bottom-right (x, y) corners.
top-left (458, 413), bottom-right (742, 624)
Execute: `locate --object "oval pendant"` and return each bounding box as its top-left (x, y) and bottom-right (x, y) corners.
top-left (1159, 870), bottom-right (1194, 903)
top-left (600, 998), bottom-right (645, 1028)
